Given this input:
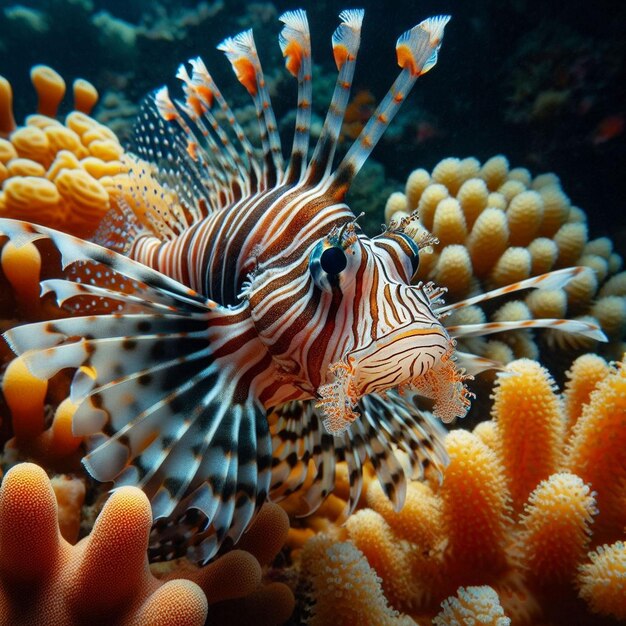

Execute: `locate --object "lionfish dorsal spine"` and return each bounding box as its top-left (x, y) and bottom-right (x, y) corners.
top-left (330, 15), bottom-right (451, 199)
top-left (153, 86), bottom-right (222, 214)
top-left (175, 64), bottom-right (249, 203)
top-left (188, 57), bottom-right (261, 195)
top-left (218, 30), bottom-right (284, 189)
top-left (305, 8), bottom-right (364, 186)
top-left (278, 9), bottom-right (313, 184)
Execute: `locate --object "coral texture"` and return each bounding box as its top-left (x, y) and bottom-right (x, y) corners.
top-left (0, 67), bottom-right (129, 239)
top-left (386, 156), bottom-right (626, 362)
top-left (0, 463), bottom-right (293, 626)
top-left (297, 354), bottom-right (626, 625)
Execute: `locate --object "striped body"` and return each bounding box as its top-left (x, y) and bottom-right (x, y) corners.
top-left (0, 9), bottom-right (606, 564)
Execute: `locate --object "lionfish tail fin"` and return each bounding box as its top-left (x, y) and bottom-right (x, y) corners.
top-left (279, 9), bottom-right (313, 184)
top-left (330, 15), bottom-right (450, 199)
top-left (306, 9), bottom-right (364, 185)
top-left (218, 30), bottom-right (284, 188)
top-left (0, 218), bottom-right (272, 565)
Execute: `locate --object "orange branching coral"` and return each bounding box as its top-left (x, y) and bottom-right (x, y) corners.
top-left (0, 463), bottom-right (294, 626)
top-left (578, 541), bottom-right (626, 620)
top-left (439, 430), bottom-right (510, 581)
top-left (294, 354), bottom-right (626, 624)
top-left (562, 353), bottom-right (610, 431)
top-left (0, 67), bottom-right (129, 239)
top-left (491, 359), bottom-right (564, 511)
top-left (433, 586), bottom-right (511, 626)
top-left (514, 472), bottom-right (596, 586)
top-left (300, 533), bottom-right (418, 626)
top-left (563, 358), bottom-right (626, 541)
top-left (386, 156), bottom-right (626, 361)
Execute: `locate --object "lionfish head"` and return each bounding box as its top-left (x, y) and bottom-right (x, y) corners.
top-left (308, 217), bottom-right (472, 436)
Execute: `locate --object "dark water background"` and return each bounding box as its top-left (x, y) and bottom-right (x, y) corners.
top-left (1, 0), bottom-right (625, 251)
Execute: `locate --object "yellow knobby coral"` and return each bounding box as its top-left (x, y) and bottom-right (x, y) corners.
top-left (0, 68), bottom-right (130, 239)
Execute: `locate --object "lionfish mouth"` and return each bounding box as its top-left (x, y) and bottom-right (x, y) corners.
top-left (315, 326), bottom-right (473, 436)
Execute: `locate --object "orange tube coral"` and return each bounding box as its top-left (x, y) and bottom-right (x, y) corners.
top-left (30, 65), bottom-right (66, 118)
top-left (0, 76), bottom-right (16, 136)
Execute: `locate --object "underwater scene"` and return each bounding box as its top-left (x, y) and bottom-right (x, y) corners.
top-left (0, 0), bottom-right (625, 624)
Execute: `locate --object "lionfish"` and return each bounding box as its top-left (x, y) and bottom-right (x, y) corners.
top-left (0, 9), bottom-right (605, 563)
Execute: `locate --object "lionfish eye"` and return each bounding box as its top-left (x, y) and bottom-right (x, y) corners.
top-left (320, 246), bottom-right (348, 275)
top-left (410, 247), bottom-right (420, 275)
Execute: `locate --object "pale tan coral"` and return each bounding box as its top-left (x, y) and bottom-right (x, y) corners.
top-left (432, 157), bottom-right (464, 195)
top-left (590, 295), bottom-right (626, 339)
top-left (506, 190), bottom-right (543, 247)
top-left (433, 245), bottom-right (473, 301)
top-left (384, 191), bottom-right (409, 223)
top-left (525, 288), bottom-right (567, 320)
top-left (418, 183), bottom-right (448, 231)
top-left (537, 185), bottom-right (570, 237)
top-left (599, 271), bottom-right (626, 298)
top-left (498, 180), bottom-right (525, 203)
top-left (492, 359), bottom-right (564, 511)
top-left (405, 168), bottom-right (431, 210)
top-left (386, 155), bottom-right (626, 360)
top-left (489, 247), bottom-right (531, 288)
top-left (553, 222), bottom-right (587, 268)
top-left (514, 472), bottom-right (596, 585)
top-left (432, 198), bottom-right (467, 247)
top-left (480, 155), bottom-right (509, 191)
top-left (433, 586), bottom-right (511, 626)
top-left (456, 178), bottom-right (489, 228)
top-left (527, 237), bottom-right (557, 275)
top-left (467, 208), bottom-right (509, 278)
top-left (578, 541), bottom-right (626, 620)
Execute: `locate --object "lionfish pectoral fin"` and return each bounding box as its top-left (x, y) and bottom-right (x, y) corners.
top-left (0, 218), bottom-right (272, 564)
top-left (358, 390), bottom-right (449, 508)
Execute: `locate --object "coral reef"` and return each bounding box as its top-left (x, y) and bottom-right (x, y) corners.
top-left (0, 462), bottom-right (293, 626)
top-left (294, 353), bottom-right (626, 625)
top-left (385, 155), bottom-right (626, 364)
top-left (0, 67), bottom-right (129, 239)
